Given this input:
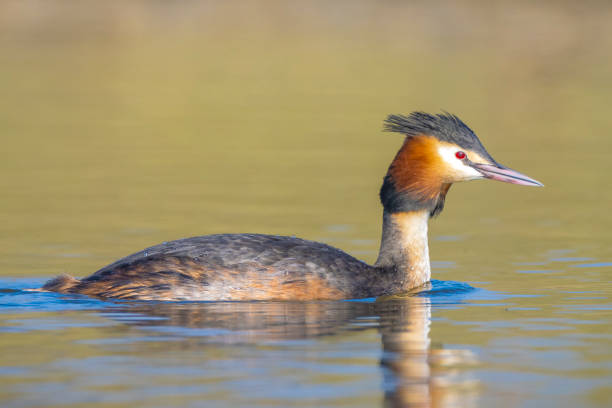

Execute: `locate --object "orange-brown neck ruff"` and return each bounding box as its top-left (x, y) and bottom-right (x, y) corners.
top-left (375, 210), bottom-right (431, 292)
top-left (380, 135), bottom-right (450, 216)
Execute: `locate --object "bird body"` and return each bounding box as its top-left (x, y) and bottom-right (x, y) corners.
top-left (44, 234), bottom-right (379, 300)
top-left (42, 112), bottom-right (542, 301)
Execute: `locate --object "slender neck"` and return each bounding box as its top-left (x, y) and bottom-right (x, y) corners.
top-left (374, 210), bottom-right (431, 292)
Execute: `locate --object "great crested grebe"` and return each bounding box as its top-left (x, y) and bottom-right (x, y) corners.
top-left (42, 112), bottom-right (542, 301)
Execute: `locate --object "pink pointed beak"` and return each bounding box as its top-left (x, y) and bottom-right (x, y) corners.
top-left (471, 163), bottom-right (544, 187)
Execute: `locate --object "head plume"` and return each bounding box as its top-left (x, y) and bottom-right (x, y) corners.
top-left (380, 111), bottom-right (490, 217)
top-left (384, 112), bottom-right (495, 164)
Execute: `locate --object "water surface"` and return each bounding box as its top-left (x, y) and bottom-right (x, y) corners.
top-left (1, 2), bottom-right (611, 407)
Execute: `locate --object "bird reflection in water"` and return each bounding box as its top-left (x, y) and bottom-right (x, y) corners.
top-left (376, 296), bottom-right (478, 407)
top-left (111, 291), bottom-right (477, 407)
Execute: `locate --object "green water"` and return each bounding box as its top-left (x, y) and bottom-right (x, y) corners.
top-left (1, 2), bottom-right (611, 407)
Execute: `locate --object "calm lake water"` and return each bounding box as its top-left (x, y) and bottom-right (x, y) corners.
top-left (1, 2), bottom-right (611, 407)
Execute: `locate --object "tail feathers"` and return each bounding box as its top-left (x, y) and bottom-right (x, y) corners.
top-left (42, 274), bottom-right (81, 293)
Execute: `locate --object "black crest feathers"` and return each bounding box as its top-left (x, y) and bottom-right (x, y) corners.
top-left (383, 111), bottom-right (495, 162)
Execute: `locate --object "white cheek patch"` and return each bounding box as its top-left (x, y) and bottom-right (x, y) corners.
top-left (437, 145), bottom-right (483, 181)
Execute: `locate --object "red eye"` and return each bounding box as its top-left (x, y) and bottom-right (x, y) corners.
top-left (455, 151), bottom-right (466, 159)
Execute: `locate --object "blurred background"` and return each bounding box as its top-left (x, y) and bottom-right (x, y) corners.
top-left (1, 0), bottom-right (610, 278)
top-left (1, 2), bottom-right (612, 407)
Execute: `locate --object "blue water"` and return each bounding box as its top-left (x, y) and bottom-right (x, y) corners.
top-left (1, 277), bottom-right (610, 408)
top-left (0, 279), bottom-right (490, 407)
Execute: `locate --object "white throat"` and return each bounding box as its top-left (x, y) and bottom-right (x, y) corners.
top-left (394, 211), bottom-right (431, 287)
top-left (375, 210), bottom-right (432, 292)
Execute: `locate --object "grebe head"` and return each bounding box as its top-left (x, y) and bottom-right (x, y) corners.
top-left (380, 112), bottom-right (543, 216)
